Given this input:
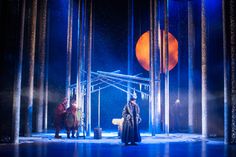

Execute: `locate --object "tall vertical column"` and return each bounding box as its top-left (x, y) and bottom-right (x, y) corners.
top-left (44, 52), bottom-right (48, 131)
top-left (44, 8), bottom-right (50, 131)
top-left (149, 0), bottom-right (155, 135)
top-left (223, 0), bottom-right (236, 144)
top-left (86, 0), bottom-right (93, 136)
top-left (164, 0), bottom-right (169, 135)
top-left (76, 0), bottom-right (82, 111)
top-left (153, 0), bottom-right (161, 133)
top-left (25, 0), bottom-right (38, 137)
top-left (154, 0), bottom-right (161, 134)
top-left (82, 0), bottom-right (87, 118)
top-left (36, 0), bottom-right (48, 133)
top-left (149, 0), bottom-right (161, 135)
top-left (98, 88), bottom-right (101, 128)
top-left (229, 0), bottom-right (236, 144)
top-left (12, 0), bottom-right (26, 143)
top-left (222, 0), bottom-right (229, 144)
top-left (78, 0), bottom-right (86, 116)
top-left (188, 0), bottom-right (195, 133)
top-left (201, 0), bottom-right (208, 138)
top-left (66, 0), bottom-right (73, 107)
top-left (127, 0), bottom-right (134, 101)
top-left (160, 31), bottom-right (165, 132)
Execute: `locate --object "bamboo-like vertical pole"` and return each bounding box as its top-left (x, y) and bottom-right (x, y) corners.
top-left (25, 0), bottom-right (38, 137)
top-left (44, 8), bottom-right (50, 131)
top-left (164, 0), bottom-right (169, 135)
top-left (201, 0), bottom-right (208, 138)
top-left (98, 88), bottom-right (101, 128)
top-left (149, 0), bottom-right (155, 136)
top-left (149, 0), bottom-right (161, 135)
top-left (154, 0), bottom-right (161, 134)
top-left (82, 0), bottom-right (87, 117)
top-left (44, 54), bottom-right (48, 131)
top-left (229, 0), bottom-right (236, 144)
top-left (188, 0), bottom-right (194, 133)
top-left (36, 0), bottom-right (48, 133)
top-left (177, 4), bottom-right (181, 103)
top-left (222, 0), bottom-right (236, 145)
top-left (12, 0), bottom-right (26, 143)
top-left (160, 31), bottom-right (165, 132)
top-left (66, 0), bottom-right (73, 107)
top-left (79, 0), bottom-right (86, 116)
top-left (86, 0), bottom-right (93, 136)
top-left (76, 0), bottom-right (82, 112)
top-left (222, 0), bottom-right (229, 144)
top-left (127, 0), bottom-right (134, 101)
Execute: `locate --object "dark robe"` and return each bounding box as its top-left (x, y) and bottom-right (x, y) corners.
top-left (121, 102), bottom-right (141, 144)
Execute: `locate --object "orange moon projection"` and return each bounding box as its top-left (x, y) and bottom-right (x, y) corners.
top-left (135, 31), bottom-right (178, 72)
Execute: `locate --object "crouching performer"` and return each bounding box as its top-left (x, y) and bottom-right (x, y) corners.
top-left (65, 99), bottom-right (79, 138)
top-left (121, 96), bottom-right (141, 145)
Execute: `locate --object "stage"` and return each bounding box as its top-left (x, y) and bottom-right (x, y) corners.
top-left (0, 132), bottom-right (235, 157)
top-left (0, 1), bottom-right (236, 157)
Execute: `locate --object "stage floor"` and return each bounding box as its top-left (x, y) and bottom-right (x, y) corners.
top-left (0, 132), bottom-right (236, 157)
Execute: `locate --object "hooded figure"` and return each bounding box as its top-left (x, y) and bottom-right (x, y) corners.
top-left (121, 96), bottom-right (141, 145)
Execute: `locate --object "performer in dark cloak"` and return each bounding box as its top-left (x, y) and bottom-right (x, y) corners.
top-left (121, 95), bottom-right (141, 145)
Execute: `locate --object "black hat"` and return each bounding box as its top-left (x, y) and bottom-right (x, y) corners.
top-left (130, 98), bottom-right (136, 101)
top-left (130, 94), bottom-right (137, 101)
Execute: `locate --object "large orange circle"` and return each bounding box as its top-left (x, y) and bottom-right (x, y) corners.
top-left (135, 31), bottom-right (178, 72)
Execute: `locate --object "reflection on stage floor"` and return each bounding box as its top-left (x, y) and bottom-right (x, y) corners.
top-left (0, 132), bottom-right (235, 157)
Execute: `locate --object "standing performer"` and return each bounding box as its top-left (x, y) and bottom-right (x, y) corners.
top-left (65, 99), bottom-right (79, 138)
top-left (54, 98), bottom-right (67, 138)
top-left (121, 95), bottom-right (141, 145)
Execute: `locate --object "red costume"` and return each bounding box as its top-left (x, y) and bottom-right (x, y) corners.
top-left (54, 100), bottom-right (67, 138)
top-left (65, 103), bottom-right (78, 138)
